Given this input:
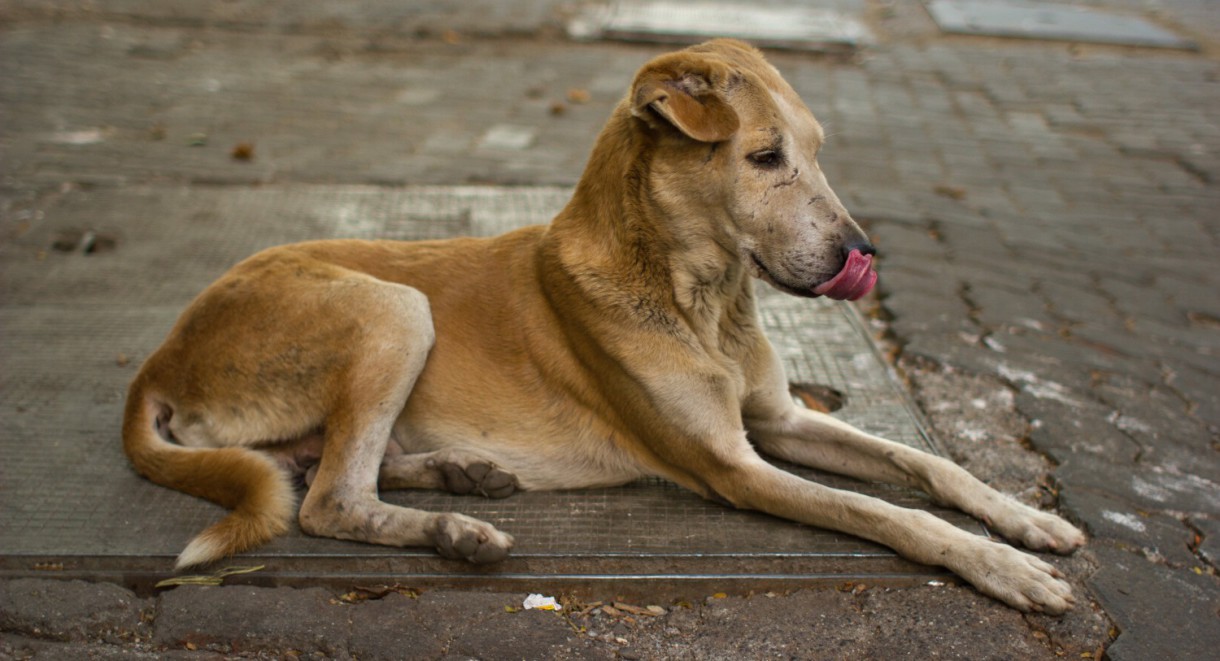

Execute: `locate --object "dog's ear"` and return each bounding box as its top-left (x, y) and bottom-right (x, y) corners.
top-left (630, 56), bottom-right (740, 143)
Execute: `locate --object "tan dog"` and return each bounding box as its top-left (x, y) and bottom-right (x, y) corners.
top-left (123, 39), bottom-right (1084, 613)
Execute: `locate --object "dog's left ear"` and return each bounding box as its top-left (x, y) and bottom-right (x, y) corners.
top-left (630, 56), bottom-right (740, 143)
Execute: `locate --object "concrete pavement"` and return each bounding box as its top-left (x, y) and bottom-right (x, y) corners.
top-left (2, 0), bottom-right (1217, 658)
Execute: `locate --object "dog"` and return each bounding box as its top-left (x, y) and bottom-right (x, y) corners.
top-left (123, 39), bottom-right (1084, 613)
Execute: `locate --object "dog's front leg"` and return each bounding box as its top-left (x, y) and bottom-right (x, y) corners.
top-left (745, 406), bottom-right (1085, 556)
top-left (700, 453), bottom-right (1076, 614)
top-left (643, 373), bottom-right (1074, 613)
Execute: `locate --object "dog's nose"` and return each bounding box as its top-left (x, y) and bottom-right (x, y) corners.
top-left (844, 241), bottom-right (877, 258)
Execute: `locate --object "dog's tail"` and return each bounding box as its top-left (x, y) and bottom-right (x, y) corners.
top-left (122, 379), bottom-right (296, 569)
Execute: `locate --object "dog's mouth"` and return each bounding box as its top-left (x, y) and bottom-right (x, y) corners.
top-left (750, 249), bottom-right (877, 301)
top-left (812, 249), bottom-right (877, 301)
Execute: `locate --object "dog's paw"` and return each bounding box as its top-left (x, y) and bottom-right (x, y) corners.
top-left (989, 502), bottom-right (1085, 555)
top-left (433, 513), bottom-right (514, 564)
top-left (954, 542), bottom-right (1076, 615)
top-left (427, 451), bottom-right (518, 499)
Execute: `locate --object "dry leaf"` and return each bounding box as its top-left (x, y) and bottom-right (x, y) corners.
top-left (933, 184), bottom-right (967, 200)
top-left (154, 564), bottom-right (265, 589)
top-left (573, 600), bottom-right (603, 616)
top-left (352, 584), bottom-right (421, 600)
top-left (231, 142), bottom-right (254, 161)
top-left (566, 88), bottom-right (591, 104)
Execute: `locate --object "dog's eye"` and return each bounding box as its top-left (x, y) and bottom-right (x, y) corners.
top-left (747, 150), bottom-right (783, 168)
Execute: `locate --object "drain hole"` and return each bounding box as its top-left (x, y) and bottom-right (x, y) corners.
top-left (789, 383), bottom-right (845, 413)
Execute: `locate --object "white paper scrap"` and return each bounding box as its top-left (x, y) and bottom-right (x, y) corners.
top-left (523, 593), bottom-right (563, 611)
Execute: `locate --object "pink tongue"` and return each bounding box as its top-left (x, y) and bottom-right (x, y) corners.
top-left (812, 249), bottom-right (877, 301)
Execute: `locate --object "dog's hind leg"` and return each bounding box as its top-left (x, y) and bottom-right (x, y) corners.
top-left (746, 405), bottom-right (1084, 556)
top-left (378, 449), bottom-right (518, 498)
top-left (294, 282), bottom-right (513, 564)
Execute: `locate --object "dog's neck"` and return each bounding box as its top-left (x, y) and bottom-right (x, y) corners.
top-left (547, 106), bottom-right (755, 344)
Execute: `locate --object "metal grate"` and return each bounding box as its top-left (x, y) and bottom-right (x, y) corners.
top-left (0, 185), bottom-right (975, 588)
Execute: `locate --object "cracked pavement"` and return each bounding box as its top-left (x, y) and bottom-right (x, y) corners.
top-left (2, 0), bottom-right (1218, 658)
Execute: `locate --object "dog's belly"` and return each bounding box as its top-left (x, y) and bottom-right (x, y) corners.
top-left (390, 413), bottom-right (652, 491)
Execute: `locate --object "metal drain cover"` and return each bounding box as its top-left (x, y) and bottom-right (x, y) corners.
top-left (569, 1), bottom-right (871, 52)
top-left (925, 0), bottom-right (1196, 49)
top-left (0, 185), bottom-right (972, 592)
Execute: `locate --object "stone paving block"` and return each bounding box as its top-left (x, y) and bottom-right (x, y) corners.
top-left (1058, 488), bottom-right (1197, 568)
top-left (154, 586), bottom-right (349, 656)
top-left (346, 593), bottom-right (450, 660)
top-left (936, 223), bottom-right (1009, 258)
top-left (0, 0), bottom-right (573, 36)
top-left (968, 283), bottom-right (1056, 330)
top-left (875, 264), bottom-right (961, 300)
top-left (1025, 247), bottom-right (1157, 284)
top-left (1016, 392), bottom-right (1141, 465)
top-left (997, 225), bottom-right (1093, 259)
top-left (908, 368), bottom-right (1051, 499)
top-left (1008, 185), bottom-right (1068, 214)
top-left (0, 580), bottom-right (151, 645)
top-left (993, 331), bottom-right (1163, 385)
top-left (850, 191), bottom-right (929, 225)
top-left (1167, 364), bottom-right (1220, 430)
top-left (925, 205), bottom-right (992, 229)
top-left (1141, 215), bottom-right (1216, 257)
top-left (1038, 283), bottom-right (1121, 326)
top-left (1131, 316), bottom-right (1220, 354)
top-left (348, 591), bottom-right (605, 660)
top-left (1100, 278), bottom-right (1184, 326)
top-left (687, 587), bottom-right (1059, 659)
top-left (1055, 460), bottom-right (1220, 517)
top-left (883, 291), bottom-right (975, 336)
top-left (1071, 321), bottom-right (1220, 380)
top-left (0, 636), bottom-right (170, 660)
top-left (873, 225), bottom-right (946, 262)
top-left (900, 334), bottom-right (1006, 378)
top-left (1087, 545), bottom-right (1220, 661)
top-left (435, 594), bottom-right (600, 659)
top-left (1090, 375), bottom-right (1220, 481)
top-left (987, 349), bottom-right (1099, 401)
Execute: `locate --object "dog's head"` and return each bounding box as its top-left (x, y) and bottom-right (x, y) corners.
top-left (629, 39), bottom-right (876, 301)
